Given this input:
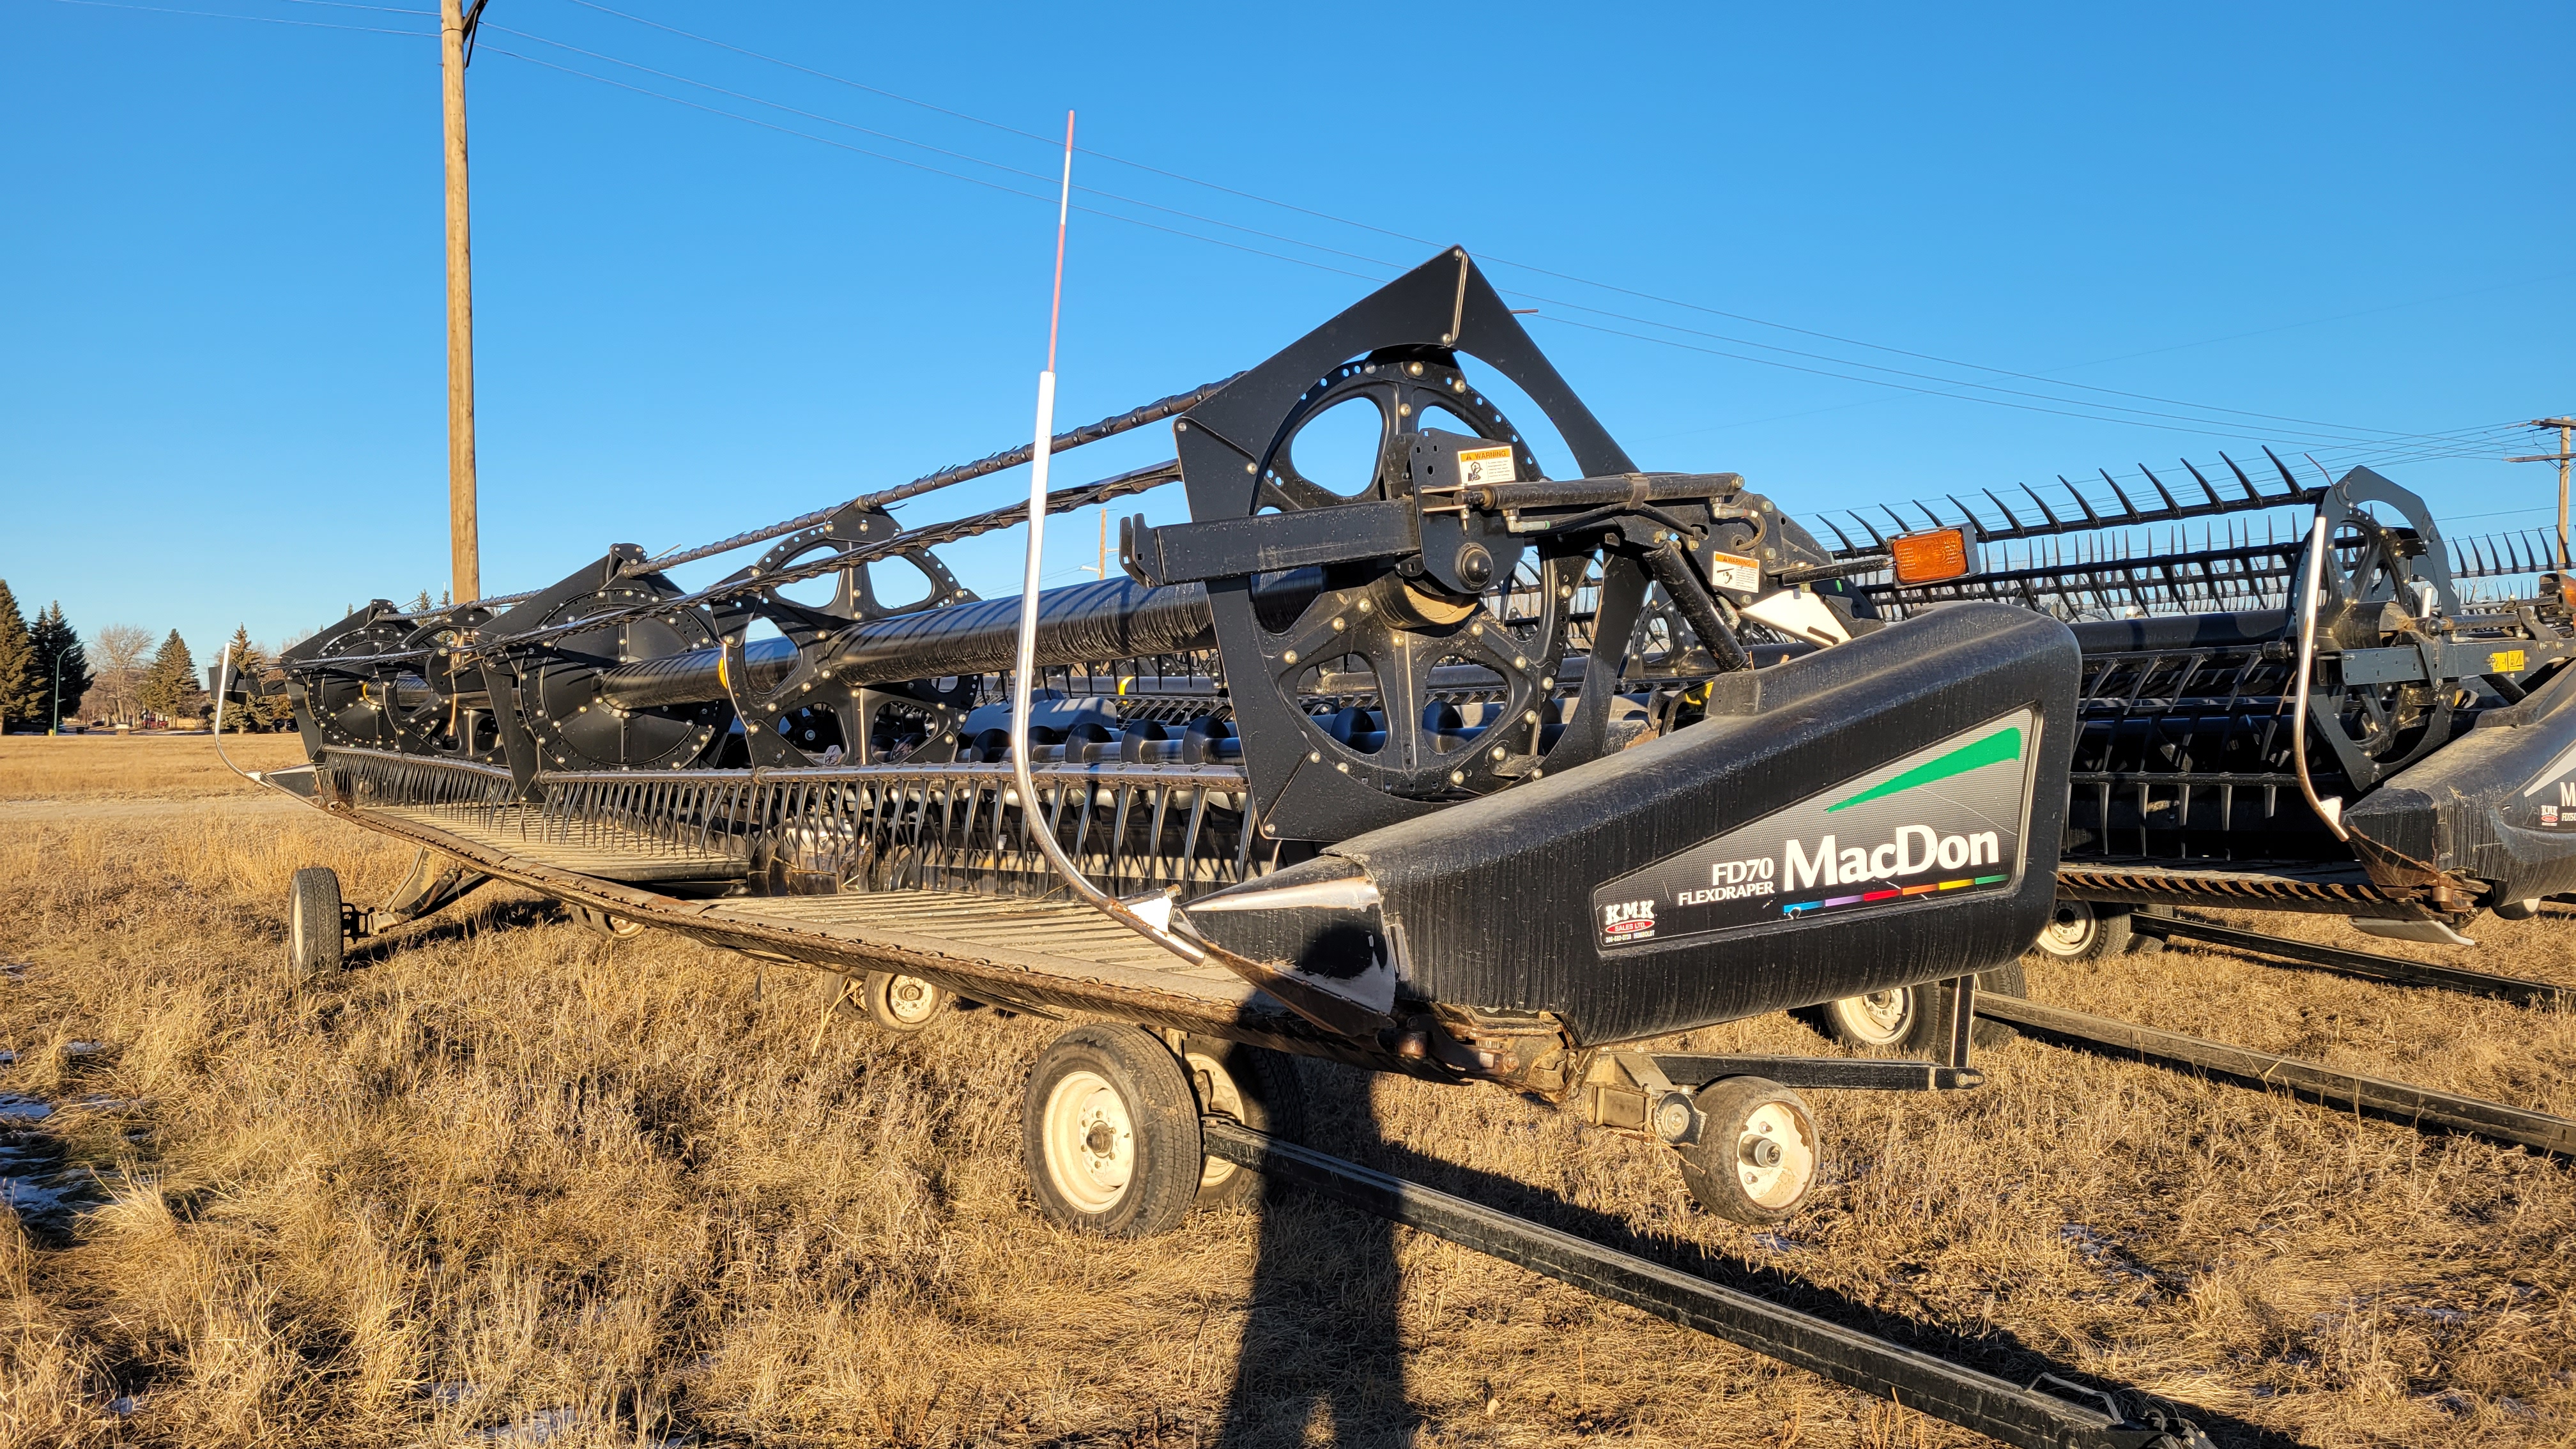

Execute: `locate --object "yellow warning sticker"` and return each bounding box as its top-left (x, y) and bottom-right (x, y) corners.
top-left (1705, 550), bottom-right (1763, 594)
top-left (2491, 648), bottom-right (2529, 674)
top-left (1457, 445), bottom-right (1517, 486)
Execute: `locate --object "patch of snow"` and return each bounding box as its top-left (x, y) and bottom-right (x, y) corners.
top-left (0, 1098), bottom-right (52, 1122)
top-left (109, 1397), bottom-right (137, 1416)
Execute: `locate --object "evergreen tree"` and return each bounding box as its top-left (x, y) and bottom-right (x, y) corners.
top-left (137, 630), bottom-right (201, 724)
top-left (0, 581), bottom-right (40, 733)
top-left (220, 625), bottom-right (293, 733)
top-left (28, 603), bottom-right (93, 733)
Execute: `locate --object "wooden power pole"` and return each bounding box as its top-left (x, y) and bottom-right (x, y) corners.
top-left (2510, 416), bottom-right (2576, 567)
top-left (440, 0), bottom-right (487, 602)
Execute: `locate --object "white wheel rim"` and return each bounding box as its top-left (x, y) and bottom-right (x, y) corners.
top-left (1186, 1050), bottom-right (1244, 1190)
top-left (1830, 989), bottom-right (1913, 1046)
top-left (1041, 1070), bottom-right (1135, 1214)
top-left (1733, 1101), bottom-right (1818, 1210)
top-left (882, 975), bottom-right (940, 1025)
top-left (2036, 900), bottom-right (2097, 956)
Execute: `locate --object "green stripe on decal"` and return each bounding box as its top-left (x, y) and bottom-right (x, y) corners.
top-left (1826, 726), bottom-right (2023, 814)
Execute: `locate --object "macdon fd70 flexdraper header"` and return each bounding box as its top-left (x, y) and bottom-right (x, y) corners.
top-left (224, 247), bottom-right (2576, 1238)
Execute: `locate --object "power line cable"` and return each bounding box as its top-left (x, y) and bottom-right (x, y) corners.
top-left (543, 0), bottom-right (2527, 450)
top-left (27, 0), bottom-right (430, 35)
top-left (481, 38), bottom-right (2553, 463)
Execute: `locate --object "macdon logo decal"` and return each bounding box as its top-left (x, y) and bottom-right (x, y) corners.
top-left (1591, 710), bottom-right (2035, 948)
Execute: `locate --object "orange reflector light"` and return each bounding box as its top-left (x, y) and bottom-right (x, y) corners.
top-left (1888, 526), bottom-right (1980, 586)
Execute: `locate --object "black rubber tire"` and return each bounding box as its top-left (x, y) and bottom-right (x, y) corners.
top-left (1179, 1035), bottom-right (1309, 1212)
top-left (1022, 1025), bottom-right (1203, 1238)
top-left (1676, 1075), bottom-right (1823, 1225)
top-left (2029, 898), bottom-right (2135, 961)
top-left (571, 903), bottom-right (645, 942)
top-left (834, 970), bottom-right (949, 1031)
top-left (287, 867), bottom-right (344, 983)
top-left (1797, 960), bottom-right (2025, 1055)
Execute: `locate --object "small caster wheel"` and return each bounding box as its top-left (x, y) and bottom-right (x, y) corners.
top-left (571, 904), bottom-right (645, 941)
top-left (288, 866), bottom-right (345, 982)
top-left (2030, 898), bottom-right (2162, 960)
top-left (1677, 1075), bottom-right (1821, 1225)
top-left (1022, 1024), bottom-right (1202, 1238)
top-left (1798, 962), bottom-right (2024, 1054)
top-left (1179, 1034), bottom-right (1308, 1212)
top-left (831, 970), bottom-right (951, 1031)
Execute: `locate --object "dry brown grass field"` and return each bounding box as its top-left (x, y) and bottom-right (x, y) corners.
top-left (0, 735), bottom-right (2568, 1447)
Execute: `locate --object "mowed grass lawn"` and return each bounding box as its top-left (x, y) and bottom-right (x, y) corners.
top-left (0, 735), bottom-right (2569, 1446)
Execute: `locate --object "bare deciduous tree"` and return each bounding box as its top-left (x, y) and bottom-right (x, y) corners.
top-left (82, 624), bottom-right (155, 725)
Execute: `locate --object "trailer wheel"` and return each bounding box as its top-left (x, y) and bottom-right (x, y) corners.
top-left (1816, 988), bottom-right (1919, 1048)
top-left (571, 904), bottom-right (645, 942)
top-left (1023, 1024), bottom-right (1202, 1237)
top-left (834, 971), bottom-right (950, 1031)
top-left (1678, 1076), bottom-right (1820, 1225)
top-left (1799, 962), bottom-right (2025, 1054)
top-left (2030, 899), bottom-right (2135, 960)
top-left (287, 867), bottom-right (345, 982)
top-left (1180, 1035), bottom-right (1308, 1212)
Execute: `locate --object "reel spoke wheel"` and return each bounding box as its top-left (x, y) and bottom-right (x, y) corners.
top-left (519, 585), bottom-right (730, 772)
top-left (287, 867), bottom-right (345, 983)
top-left (1022, 1025), bottom-right (1201, 1238)
top-left (1245, 349), bottom-right (1597, 801)
top-left (1181, 1034), bottom-right (1308, 1211)
top-left (1678, 1076), bottom-right (1821, 1226)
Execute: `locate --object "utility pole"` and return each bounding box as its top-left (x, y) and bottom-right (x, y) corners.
top-left (441, 0), bottom-right (490, 602)
top-left (2510, 416), bottom-right (2576, 567)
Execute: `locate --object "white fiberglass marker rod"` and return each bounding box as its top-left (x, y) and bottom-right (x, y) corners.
top-left (1007, 111), bottom-right (1199, 948)
top-left (2289, 509), bottom-right (2350, 841)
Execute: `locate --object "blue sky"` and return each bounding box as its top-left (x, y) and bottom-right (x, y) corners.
top-left (3, 0), bottom-right (2570, 663)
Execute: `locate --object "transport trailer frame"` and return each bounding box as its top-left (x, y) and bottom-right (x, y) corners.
top-left (223, 248), bottom-right (2257, 1439)
top-left (243, 765), bottom-right (2225, 1449)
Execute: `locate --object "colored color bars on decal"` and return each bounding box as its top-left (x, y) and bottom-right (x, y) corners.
top-left (1781, 875), bottom-right (2007, 918)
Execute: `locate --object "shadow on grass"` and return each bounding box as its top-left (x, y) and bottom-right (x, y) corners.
top-left (1216, 1068), bottom-right (1418, 1448)
top-left (1229, 1060), bottom-right (2301, 1449)
top-left (341, 898), bottom-right (565, 967)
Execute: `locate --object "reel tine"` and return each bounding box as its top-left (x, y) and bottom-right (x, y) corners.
top-left (1984, 488), bottom-right (2028, 534)
top-left (2141, 463), bottom-right (2181, 513)
top-left (2183, 458), bottom-right (2225, 509)
top-left (2021, 482), bottom-right (2065, 533)
top-left (2217, 452), bottom-right (2262, 503)
top-left (2060, 475), bottom-right (2105, 525)
top-left (2099, 469), bottom-right (2143, 522)
top-left (2258, 445), bottom-right (2302, 496)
